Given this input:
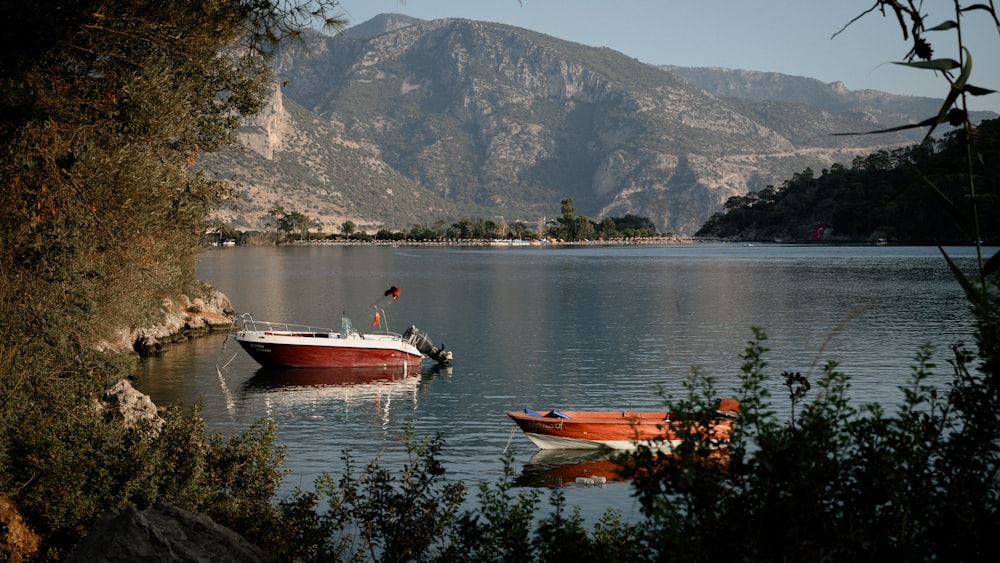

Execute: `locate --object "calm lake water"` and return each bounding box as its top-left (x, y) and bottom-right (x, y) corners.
top-left (135, 243), bottom-right (990, 520)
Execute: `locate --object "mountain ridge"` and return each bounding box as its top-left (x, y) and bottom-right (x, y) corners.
top-left (197, 14), bottom-right (995, 235)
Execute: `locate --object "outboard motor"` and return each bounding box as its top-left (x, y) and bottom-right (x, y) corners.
top-left (403, 325), bottom-right (452, 365)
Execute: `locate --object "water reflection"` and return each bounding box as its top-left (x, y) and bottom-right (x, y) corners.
top-left (515, 446), bottom-right (735, 489)
top-left (244, 366), bottom-right (422, 431)
top-left (136, 244), bottom-right (991, 510)
top-left (246, 364), bottom-right (418, 391)
top-left (517, 449), bottom-right (628, 488)
top-left (236, 363), bottom-right (453, 419)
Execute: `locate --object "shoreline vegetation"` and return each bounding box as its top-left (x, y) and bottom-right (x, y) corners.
top-left (213, 236), bottom-right (992, 248)
top-left (290, 235), bottom-right (687, 247)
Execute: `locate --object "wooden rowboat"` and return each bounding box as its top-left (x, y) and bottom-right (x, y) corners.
top-left (508, 398), bottom-right (740, 451)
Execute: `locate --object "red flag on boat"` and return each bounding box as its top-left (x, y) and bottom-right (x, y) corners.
top-left (384, 286), bottom-right (401, 300)
top-left (373, 311), bottom-right (380, 327)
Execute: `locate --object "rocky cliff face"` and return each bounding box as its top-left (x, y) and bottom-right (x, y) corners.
top-left (241, 85), bottom-right (289, 160)
top-left (198, 14), bottom-right (981, 235)
top-left (200, 81), bottom-right (454, 234)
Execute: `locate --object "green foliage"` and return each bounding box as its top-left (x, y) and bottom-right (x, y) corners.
top-left (439, 450), bottom-right (540, 562)
top-left (0, 0), bottom-right (268, 346)
top-left (531, 492), bottom-right (600, 562)
top-left (613, 312), bottom-right (1000, 562)
top-left (616, 371), bottom-right (736, 560)
top-left (833, 1), bottom-right (996, 139)
top-left (341, 220), bottom-right (357, 238)
top-left (343, 428), bottom-right (466, 563)
top-left (273, 424), bottom-right (467, 563)
top-left (0, 0), bottom-right (346, 559)
top-left (3, 388), bottom-right (293, 560)
top-left (216, 208), bottom-right (662, 244)
top-left (269, 205), bottom-right (320, 239)
top-left (557, 197), bottom-right (580, 240)
top-left (434, 450), bottom-right (645, 563)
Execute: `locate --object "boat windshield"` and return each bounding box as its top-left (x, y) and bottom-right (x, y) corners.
top-left (340, 315), bottom-right (353, 337)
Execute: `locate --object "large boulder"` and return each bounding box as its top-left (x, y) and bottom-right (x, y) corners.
top-left (65, 503), bottom-right (277, 563)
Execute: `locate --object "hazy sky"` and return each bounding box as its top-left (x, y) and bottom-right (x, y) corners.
top-left (337, 1), bottom-right (1000, 114)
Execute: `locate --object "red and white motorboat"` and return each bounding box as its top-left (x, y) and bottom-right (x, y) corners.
top-left (507, 398), bottom-right (740, 451)
top-left (233, 286), bottom-right (451, 369)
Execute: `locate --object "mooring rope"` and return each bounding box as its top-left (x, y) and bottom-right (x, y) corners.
top-left (214, 317), bottom-right (239, 418)
top-left (215, 316), bottom-right (237, 372)
top-left (502, 424), bottom-right (519, 453)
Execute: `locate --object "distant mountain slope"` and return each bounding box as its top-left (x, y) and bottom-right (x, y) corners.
top-left (198, 83), bottom-right (461, 233)
top-left (198, 15), bottom-right (994, 234)
top-left (665, 66), bottom-right (996, 132)
top-left (340, 13), bottom-right (423, 39)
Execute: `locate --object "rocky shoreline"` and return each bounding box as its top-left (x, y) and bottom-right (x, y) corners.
top-left (97, 287), bottom-right (235, 357)
top-left (1, 287), bottom-right (250, 562)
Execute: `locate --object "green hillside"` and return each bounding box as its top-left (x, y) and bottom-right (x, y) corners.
top-left (697, 119), bottom-right (1000, 244)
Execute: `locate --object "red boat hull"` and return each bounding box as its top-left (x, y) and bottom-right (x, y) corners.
top-left (236, 330), bottom-right (422, 369)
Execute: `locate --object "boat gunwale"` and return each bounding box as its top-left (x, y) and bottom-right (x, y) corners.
top-left (507, 410), bottom-right (720, 424)
top-left (236, 331), bottom-right (422, 355)
top-left (243, 329), bottom-right (412, 342)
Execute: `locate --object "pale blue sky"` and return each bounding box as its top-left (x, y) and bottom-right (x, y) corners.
top-left (337, 1), bottom-right (1000, 114)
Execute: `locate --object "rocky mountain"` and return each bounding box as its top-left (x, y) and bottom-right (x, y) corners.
top-left (198, 14), bottom-right (995, 235)
top-left (200, 82), bottom-right (460, 234)
top-left (664, 66), bottom-right (944, 119)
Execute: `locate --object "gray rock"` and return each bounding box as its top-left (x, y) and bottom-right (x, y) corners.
top-left (100, 379), bottom-right (164, 435)
top-left (66, 503), bottom-right (277, 563)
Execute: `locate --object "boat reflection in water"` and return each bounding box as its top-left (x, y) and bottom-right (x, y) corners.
top-left (244, 362), bottom-right (450, 401)
top-left (516, 449), bottom-right (629, 488)
top-left (243, 364), bottom-right (429, 424)
top-left (246, 363), bottom-right (419, 390)
top-left (516, 446), bottom-right (735, 489)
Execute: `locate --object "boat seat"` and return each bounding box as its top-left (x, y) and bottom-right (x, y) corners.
top-left (522, 408), bottom-right (570, 419)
